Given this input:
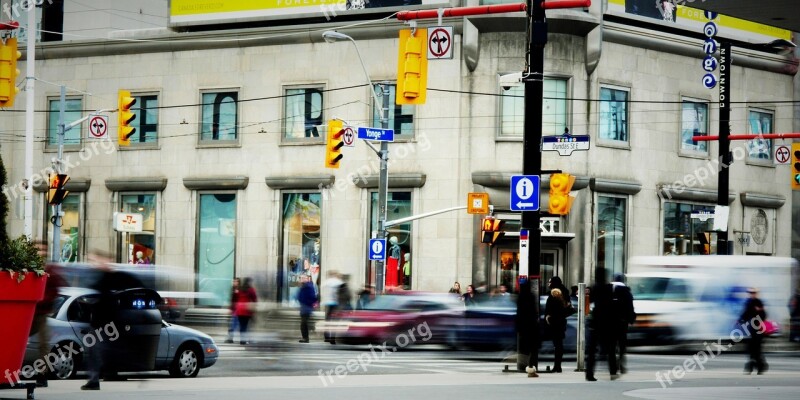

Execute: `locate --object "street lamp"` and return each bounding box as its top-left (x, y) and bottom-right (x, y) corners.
top-left (322, 30), bottom-right (391, 293)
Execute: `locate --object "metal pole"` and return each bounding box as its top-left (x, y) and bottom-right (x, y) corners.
top-left (375, 83), bottom-right (390, 294)
top-left (717, 42), bottom-right (730, 255)
top-left (516, 0), bottom-right (546, 372)
top-left (23, 3), bottom-right (35, 239)
top-left (576, 282), bottom-right (587, 371)
top-left (51, 85), bottom-right (65, 262)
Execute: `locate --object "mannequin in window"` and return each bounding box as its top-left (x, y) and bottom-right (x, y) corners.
top-left (385, 236), bottom-right (401, 289)
top-left (402, 252), bottom-right (411, 289)
top-left (304, 239), bottom-right (322, 292)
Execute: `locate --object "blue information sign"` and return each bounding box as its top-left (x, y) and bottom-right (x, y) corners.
top-left (510, 175), bottom-right (540, 212)
top-left (357, 127), bottom-right (395, 142)
top-left (368, 238), bottom-right (387, 261)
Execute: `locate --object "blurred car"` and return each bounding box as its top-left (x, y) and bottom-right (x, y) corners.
top-left (56, 262), bottom-right (216, 322)
top-left (23, 287), bottom-right (218, 380)
top-left (331, 292), bottom-right (464, 346)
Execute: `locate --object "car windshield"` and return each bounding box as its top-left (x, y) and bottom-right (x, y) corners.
top-left (628, 276), bottom-right (691, 301)
top-left (363, 295), bottom-right (408, 311)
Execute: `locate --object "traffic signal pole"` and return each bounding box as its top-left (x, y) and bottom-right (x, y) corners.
top-left (51, 85), bottom-right (66, 262)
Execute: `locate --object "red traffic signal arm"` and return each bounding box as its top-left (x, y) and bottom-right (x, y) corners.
top-left (693, 133), bottom-right (800, 141)
top-left (396, 1), bottom-right (590, 21)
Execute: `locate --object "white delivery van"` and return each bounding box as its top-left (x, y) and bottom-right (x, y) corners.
top-left (626, 255), bottom-right (798, 345)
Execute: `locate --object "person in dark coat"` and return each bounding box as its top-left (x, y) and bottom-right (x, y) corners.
top-left (545, 277), bottom-right (571, 373)
top-left (296, 274), bottom-right (317, 343)
top-left (612, 273), bottom-right (636, 374)
top-left (740, 287), bottom-right (768, 374)
top-left (515, 280), bottom-right (539, 377)
top-left (585, 267), bottom-right (618, 381)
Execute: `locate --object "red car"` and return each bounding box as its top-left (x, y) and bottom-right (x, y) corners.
top-left (330, 292), bottom-right (464, 347)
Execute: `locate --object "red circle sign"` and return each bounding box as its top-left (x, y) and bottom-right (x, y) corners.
top-left (428, 28), bottom-right (451, 58)
top-left (775, 145), bottom-right (790, 163)
top-left (89, 116), bottom-right (108, 138)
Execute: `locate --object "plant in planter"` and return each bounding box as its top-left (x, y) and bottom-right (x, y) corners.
top-left (0, 154), bottom-right (48, 385)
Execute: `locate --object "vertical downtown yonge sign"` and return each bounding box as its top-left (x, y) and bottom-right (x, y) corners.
top-left (701, 11), bottom-right (729, 130)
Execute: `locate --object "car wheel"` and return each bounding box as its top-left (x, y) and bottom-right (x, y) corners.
top-left (169, 344), bottom-right (201, 378)
top-left (49, 342), bottom-right (81, 380)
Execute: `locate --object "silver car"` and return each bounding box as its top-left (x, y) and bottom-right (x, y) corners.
top-left (23, 287), bottom-right (218, 380)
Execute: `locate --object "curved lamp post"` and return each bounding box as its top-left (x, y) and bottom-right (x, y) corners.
top-left (322, 31), bottom-right (391, 293)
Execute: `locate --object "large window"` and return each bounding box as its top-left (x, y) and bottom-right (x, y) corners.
top-left (599, 86), bottom-right (629, 143)
top-left (197, 193), bottom-right (237, 307)
top-left (119, 194), bottom-right (156, 264)
top-left (130, 95), bottom-right (158, 145)
top-left (283, 86), bottom-right (324, 141)
top-left (680, 99), bottom-right (709, 155)
top-left (200, 91), bottom-right (238, 143)
top-left (596, 195), bottom-right (627, 279)
top-left (372, 83), bottom-right (415, 136)
top-left (747, 109), bottom-right (773, 162)
top-left (663, 202), bottom-right (716, 255)
top-left (500, 77), bottom-right (568, 137)
top-left (46, 193), bottom-right (81, 262)
top-left (370, 191), bottom-right (413, 289)
top-left (47, 97), bottom-right (82, 147)
top-left (281, 193), bottom-right (322, 304)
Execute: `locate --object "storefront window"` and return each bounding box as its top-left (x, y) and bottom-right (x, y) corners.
top-left (596, 195), bottom-right (627, 279)
top-left (46, 193), bottom-right (81, 262)
top-left (281, 192), bottom-right (322, 305)
top-left (663, 202), bottom-right (716, 255)
top-left (370, 191), bottom-right (413, 289)
top-left (197, 193), bottom-right (237, 307)
top-left (120, 194), bottom-right (156, 264)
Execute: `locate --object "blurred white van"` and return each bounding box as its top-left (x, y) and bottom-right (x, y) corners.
top-left (626, 255), bottom-right (798, 344)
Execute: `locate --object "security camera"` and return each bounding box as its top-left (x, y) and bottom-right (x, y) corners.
top-left (499, 72), bottom-right (523, 90)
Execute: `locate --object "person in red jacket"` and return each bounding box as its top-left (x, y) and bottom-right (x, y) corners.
top-left (233, 277), bottom-right (257, 345)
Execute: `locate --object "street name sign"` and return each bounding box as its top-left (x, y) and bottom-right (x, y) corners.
top-left (542, 135), bottom-right (590, 156)
top-left (358, 127), bottom-right (394, 142)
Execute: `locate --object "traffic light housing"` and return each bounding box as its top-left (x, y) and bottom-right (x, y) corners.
top-left (792, 143), bottom-right (800, 190)
top-left (0, 38), bottom-right (21, 108)
top-left (548, 173), bottom-right (575, 215)
top-left (325, 119), bottom-right (345, 169)
top-left (118, 90), bottom-right (137, 146)
top-left (48, 174), bottom-right (69, 205)
top-left (396, 28), bottom-right (428, 105)
top-left (480, 217), bottom-right (505, 245)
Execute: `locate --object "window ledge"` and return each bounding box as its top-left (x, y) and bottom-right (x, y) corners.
top-left (596, 140), bottom-right (631, 150)
top-left (196, 142), bottom-right (241, 149)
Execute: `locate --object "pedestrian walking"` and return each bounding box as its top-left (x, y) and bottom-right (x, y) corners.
top-left (296, 274), bottom-right (317, 343)
top-left (448, 282), bottom-right (462, 295)
top-left (233, 277), bottom-right (257, 345)
top-left (322, 270), bottom-right (343, 344)
top-left (585, 267), bottom-right (619, 381)
top-left (740, 287), bottom-right (768, 374)
top-left (545, 277), bottom-right (571, 373)
top-left (225, 277), bottom-right (241, 343)
top-left (612, 273), bottom-right (636, 374)
top-left (462, 284), bottom-right (477, 307)
top-left (515, 280), bottom-right (540, 377)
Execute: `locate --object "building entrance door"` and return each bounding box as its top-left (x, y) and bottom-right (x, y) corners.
top-left (493, 246), bottom-right (563, 294)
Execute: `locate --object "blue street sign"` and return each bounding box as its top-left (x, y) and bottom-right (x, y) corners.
top-left (510, 175), bottom-right (540, 212)
top-left (357, 127), bottom-right (395, 142)
top-left (368, 238), bottom-right (387, 261)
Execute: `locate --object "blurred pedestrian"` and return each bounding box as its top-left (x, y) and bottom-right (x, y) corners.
top-left (31, 241), bottom-right (66, 387)
top-left (789, 289), bottom-right (800, 342)
top-left (322, 270), bottom-right (343, 344)
top-left (462, 284), bottom-right (477, 307)
top-left (585, 267), bottom-right (618, 381)
top-left (233, 277), bottom-right (257, 345)
top-left (545, 277), bottom-right (571, 373)
top-left (337, 274), bottom-right (353, 312)
top-left (516, 280), bottom-right (539, 377)
top-left (448, 282), bottom-right (462, 295)
top-left (82, 250), bottom-right (143, 390)
top-left (296, 274), bottom-right (317, 343)
top-left (612, 274), bottom-right (636, 374)
top-left (740, 287), bottom-right (768, 374)
top-left (356, 285), bottom-right (374, 310)
top-left (225, 277), bottom-right (241, 343)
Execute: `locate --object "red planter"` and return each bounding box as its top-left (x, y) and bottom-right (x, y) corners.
top-left (0, 272), bottom-right (47, 384)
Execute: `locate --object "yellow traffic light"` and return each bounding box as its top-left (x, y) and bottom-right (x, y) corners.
top-left (0, 38), bottom-right (21, 108)
top-left (792, 143), bottom-right (800, 190)
top-left (48, 173), bottom-right (70, 205)
top-left (548, 173), bottom-right (575, 215)
top-left (118, 90), bottom-right (137, 146)
top-left (396, 28), bottom-right (428, 105)
top-left (480, 217), bottom-right (505, 245)
top-left (325, 119), bottom-right (345, 169)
